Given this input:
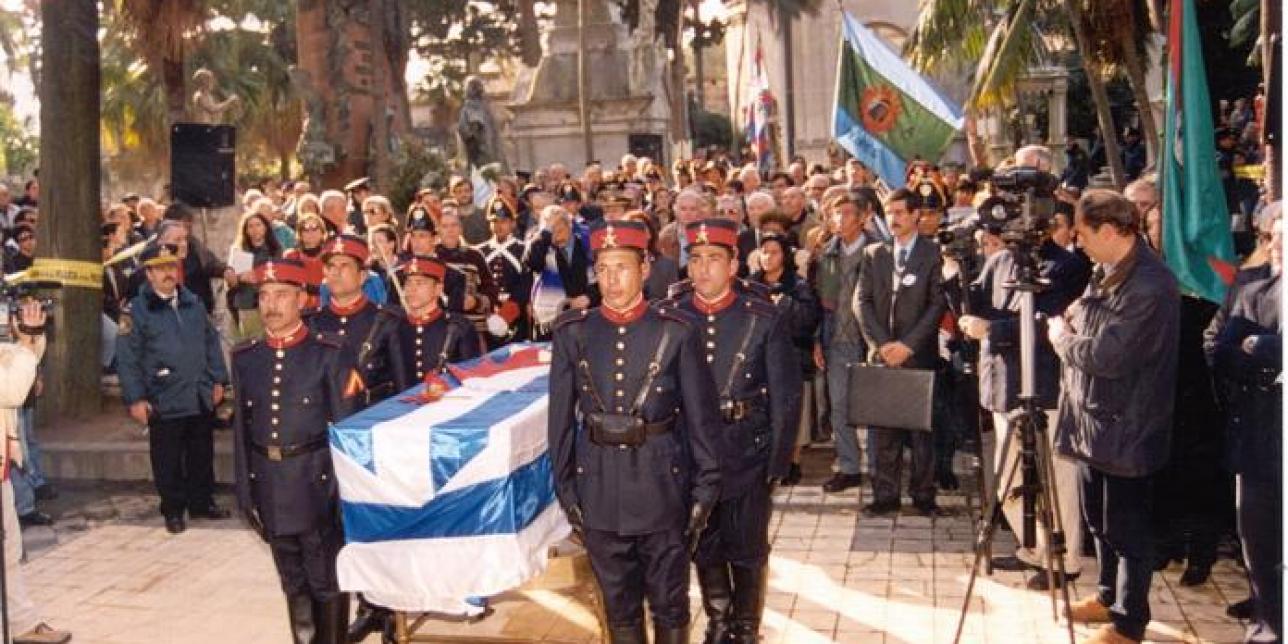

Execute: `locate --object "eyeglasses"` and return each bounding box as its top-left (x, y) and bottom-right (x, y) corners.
top-left (363, 209), bottom-right (379, 215)
top-left (300, 226), bottom-right (322, 233)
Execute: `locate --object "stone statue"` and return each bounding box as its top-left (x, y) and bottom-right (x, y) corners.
top-left (629, 0), bottom-right (665, 96)
top-left (290, 68), bottom-right (337, 178)
top-left (190, 68), bottom-right (242, 125)
top-left (456, 76), bottom-right (505, 171)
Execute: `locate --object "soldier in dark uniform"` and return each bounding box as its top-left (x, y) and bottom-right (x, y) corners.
top-left (476, 196), bottom-right (532, 347)
top-left (668, 218), bottom-right (801, 643)
top-left (547, 219), bottom-right (723, 644)
top-left (231, 258), bottom-right (364, 644)
top-left (666, 274), bottom-right (773, 303)
top-left (306, 235), bottom-right (409, 404)
top-left (1209, 217), bottom-right (1282, 643)
top-left (403, 215), bottom-right (470, 313)
top-left (393, 255), bottom-right (481, 383)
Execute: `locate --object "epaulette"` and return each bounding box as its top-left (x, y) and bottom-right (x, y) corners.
top-left (741, 294), bottom-right (779, 318)
top-left (231, 338), bottom-right (260, 355)
top-left (737, 278), bottom-right (773, 301)
top-left (552, 308), bottom-right (590, 330)
top-left (312, 332), bottom-right (344, 349)
top-left (653, 303), bottom-right (696, 326)
top-left (666, 279), bottom-right (695, 300)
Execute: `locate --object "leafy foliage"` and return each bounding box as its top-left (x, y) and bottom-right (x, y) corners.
top-left (405, 1), bottom-right (527, 104)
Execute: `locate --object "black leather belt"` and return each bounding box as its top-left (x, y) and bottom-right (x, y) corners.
top-left (252, 436), bottom-right (329, 462)
top-left (721, 392), bottom-right (768, 422)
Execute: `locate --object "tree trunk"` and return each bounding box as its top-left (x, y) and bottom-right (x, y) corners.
top-left (691, 0), bottom-right (704, 110)
top-left (164, 55), bottom-right (187, 126)
top-left (1263, 0), bottom-right (1281, 200)
top-left (38, 0), bottom-right (102, 421)
top-left (963, 108), bottom-right (989, 167)
top-left (1066, 0), bottom-right (1126, 186)
top-left (294, 0), bottom-right (410, 190)
top-left (517, 0), bottom-right (542, 66)
top-left (1118, 29), bottom-right (1160, 167)
top-left (668, 5), bottom-right (689, 151)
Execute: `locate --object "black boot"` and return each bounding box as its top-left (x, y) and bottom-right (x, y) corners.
top-left (315, 593), bottom-right (351, 644)
top-left (286, 592), bottom-right (317, 644)
top-left (607, 622), bottom-right (647, 644)
top-left (696, 564), bottom-right (733, 643)
top-left (728, 564), bottom-right (768, 643)
top-left (653, 622), bottom-right (691, 644)
top-left (781, 463), bottom-right (802, 486)
top-left (346, 596), bottom-right (389, 643)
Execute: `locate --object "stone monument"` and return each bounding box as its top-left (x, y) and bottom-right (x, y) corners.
top-left (457, 75), bottom-right (507, 172)
top-left (507, 0), bottom-right (673, 170)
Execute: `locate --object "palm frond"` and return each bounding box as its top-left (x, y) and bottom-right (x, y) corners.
top-left (970, 0), bottom-right (1041, 109)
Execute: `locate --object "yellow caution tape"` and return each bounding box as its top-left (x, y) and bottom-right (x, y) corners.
top-left (22, 258), bottom-right (103, 289)
top-left (1235, 164), bottom-right (1265, 180)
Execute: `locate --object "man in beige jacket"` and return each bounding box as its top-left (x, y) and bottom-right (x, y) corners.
top-left (1, 300), bottom-right (70, 643)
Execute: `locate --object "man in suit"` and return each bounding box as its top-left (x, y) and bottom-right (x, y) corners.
top-left (855, 187), bottom-right (946, 516)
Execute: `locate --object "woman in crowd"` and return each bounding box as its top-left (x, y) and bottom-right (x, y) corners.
top-left (750, 233), bottom-right (821, 485)
top-left (227, 211), bottom-right (282, 338)
top-left (282, 212), bottom-right (327, 309)
top-left (368, 224), bottom-right (403, 306)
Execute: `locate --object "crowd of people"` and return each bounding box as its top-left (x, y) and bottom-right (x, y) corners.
top-left (0, 115), bottom-right (1279, 644)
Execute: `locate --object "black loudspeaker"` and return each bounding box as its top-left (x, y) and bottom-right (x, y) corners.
top-left (171, 123), bottom-right (236, 208)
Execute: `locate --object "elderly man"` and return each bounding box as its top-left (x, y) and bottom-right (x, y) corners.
top-left (136, 198), bottom-right (163, 238)
top-left (524, 205), bottom-right (597, 339)
top-left (1052, 190), bottom-right (1179, 644)
top-left (318, 190), bottom-right (349, 235)
top-left (780, 187), bottom-right (819, 244)
top-left (738, 165), bottom-right (762, 193)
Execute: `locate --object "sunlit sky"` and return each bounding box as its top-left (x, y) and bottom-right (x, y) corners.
top-left (0, 0), bottom-right (732, 132)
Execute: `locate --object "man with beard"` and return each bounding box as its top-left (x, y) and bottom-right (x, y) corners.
top-left (231, 258), bottom-right (363, 644)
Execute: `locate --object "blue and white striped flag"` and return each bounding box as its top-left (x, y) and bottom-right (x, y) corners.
top-left (330, 343), bottom-right (571, 614)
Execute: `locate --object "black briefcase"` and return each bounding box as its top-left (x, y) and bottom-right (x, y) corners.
top-left (846, 363), bottom-right (935, 431)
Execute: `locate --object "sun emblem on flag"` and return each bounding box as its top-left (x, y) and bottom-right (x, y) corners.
top-left (860, 85), bottom-right (902, 135)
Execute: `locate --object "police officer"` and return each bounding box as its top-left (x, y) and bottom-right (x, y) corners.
top-left (1209, 214), bottom-right (1282, 643)
top-left (231, 258), bottom-right (363, 644)
top-left (307, 235), bottom-right (409, 404)
top-left (116, 242), bottom-right (230, 534)
top-left (393, 255), bottom-right (481, 384)
top-left (547, 219), bottom-right (723, 644)
top-left (669, 218), bottom-right (800, 643)
top-left (476, 196), bottom-right (531, 346)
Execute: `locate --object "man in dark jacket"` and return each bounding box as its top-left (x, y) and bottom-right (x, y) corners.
top-left (116, 243), bottom-right (231, 534)
top-left (1049, 190), bottom-right (1179, 644)
top-left (855, 188), bottom-right (946, 516)
top-left (1208, 213), bottom-right (1281, 644)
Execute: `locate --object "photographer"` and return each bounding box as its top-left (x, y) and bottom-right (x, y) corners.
top-left (1048, 190), bottom-right (1179, 644)
top-left (959, 163), bottom-right (1091, 590)
top-left (1, 301), bottom-right (72, 644)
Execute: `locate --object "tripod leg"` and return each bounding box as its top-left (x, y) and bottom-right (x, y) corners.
top-left (953, 437), bottom-right (1025, 644)
top-left (1032, 424), bottom-right (1077, 644)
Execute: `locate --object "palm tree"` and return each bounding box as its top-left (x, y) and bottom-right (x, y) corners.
top-left (906, 0), bottom-right (1155, 185)
top-left (113, 0), bottom-right (209, 126)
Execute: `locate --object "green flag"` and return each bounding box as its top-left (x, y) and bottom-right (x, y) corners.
top-left (1160, 0), bottom-right (1237, 303)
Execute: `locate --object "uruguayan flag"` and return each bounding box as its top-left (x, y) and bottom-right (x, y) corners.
top-left (330, 343), bottom-right (571, 614)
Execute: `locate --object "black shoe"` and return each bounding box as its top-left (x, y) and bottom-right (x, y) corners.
top-left (164, 516), bottom-right (186, 534)
top-left (315, 594), bottom-right (351, 644)
top-left (936, 462), bottom-right (960, 490)
top-left (990, 555), bottom-right (1038, 572)
top-left (1026, 570), bottom-right (1080, 590)
top-left (696, 565), bottom-right (733, 644)
top-left (347, 602), bottom-right (390, 643)
top-left (19, 511), bottom-right (53, 527)
top-left (1227, 597), bottom-right (1255, 619)
top-left (1180, 563), bottom-right (1212, 586)
top-left (189, 504), bottom-right (231, 520)
top-left (34, 485), bottom-right (58, 502)
top-left (913, 499), bottom-right (942, 517)
top-left (781, 463), bottom-right (803, 486)
top-left (729, 564), bottom-right (768, 644)
top-left (822, 472), bottom-right (862, 493)
top-left (286, 592), bottom-right (317, 644)
top-left (862, 500), bottom-right (901, 516)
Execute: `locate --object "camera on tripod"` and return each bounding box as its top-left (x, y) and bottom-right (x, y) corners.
top-left (976, 167), bottom-right (1060, 261)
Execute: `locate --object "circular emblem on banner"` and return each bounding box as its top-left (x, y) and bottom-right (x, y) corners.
top-left (860, 85), bottom-right (902, 135)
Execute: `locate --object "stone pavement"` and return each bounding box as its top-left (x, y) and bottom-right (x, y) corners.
top-left (17, 453), bottom-right (1252, 643)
